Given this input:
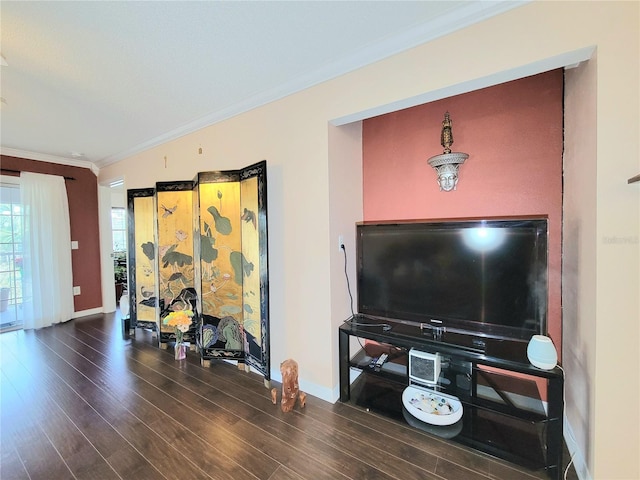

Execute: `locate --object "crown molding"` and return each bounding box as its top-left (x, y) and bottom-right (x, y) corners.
top-left (95, 0), bottom-right (529, 169)
top-left (1, 147), bottom-right (99, 176)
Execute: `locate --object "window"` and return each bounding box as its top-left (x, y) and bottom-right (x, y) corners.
top-left (111, 207), bottom-right (127, 253)
top-left (0, 182), bottom-right (23, 330)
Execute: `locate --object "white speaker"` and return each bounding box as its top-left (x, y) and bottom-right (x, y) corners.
top-left (527, 335), bottom-right (557, 370)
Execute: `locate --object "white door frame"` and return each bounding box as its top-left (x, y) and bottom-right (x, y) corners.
top-left (98, 179), bottom-right (126, 312)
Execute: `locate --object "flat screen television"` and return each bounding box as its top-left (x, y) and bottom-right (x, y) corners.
top-left (356, 217), bottom-right (548, 343)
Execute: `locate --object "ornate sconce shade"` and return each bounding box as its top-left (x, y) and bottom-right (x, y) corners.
top-left (526, 335), bottom-right (558, 370)
top-left (427, 112), bottom-right (469, 191)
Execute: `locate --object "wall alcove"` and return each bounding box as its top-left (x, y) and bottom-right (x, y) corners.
top-left (127, 160), bottom-right (270, 382)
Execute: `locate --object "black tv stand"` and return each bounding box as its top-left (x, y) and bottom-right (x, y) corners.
top-left (339, 317), bottom-right (564, 480)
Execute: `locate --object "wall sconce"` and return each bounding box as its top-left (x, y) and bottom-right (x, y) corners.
top-left (427, 112), bottom-right (469, 191)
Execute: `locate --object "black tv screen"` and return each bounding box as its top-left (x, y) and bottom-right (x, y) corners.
top-left (357, 218), bottom-right (548, 341)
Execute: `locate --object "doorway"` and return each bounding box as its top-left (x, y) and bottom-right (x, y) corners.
top-left (98, 178), bottom-right (127, 313)
top-left (0, 179), bottom-right (23, 332)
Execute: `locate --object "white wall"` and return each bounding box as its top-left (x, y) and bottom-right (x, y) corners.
top-left (99, 2), bottom-right (639, 477)
top-left (110, 187), bottom-right (126, 209)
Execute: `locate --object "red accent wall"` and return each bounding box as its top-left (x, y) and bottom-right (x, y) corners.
top-left (362, 69), bottom-right (563, 355)
top-left (1, 155), bottom-right (102, 312)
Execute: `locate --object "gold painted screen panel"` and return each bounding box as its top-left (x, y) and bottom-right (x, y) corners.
top-left (239, 161), bottom-right (269, 377)
top-left (198, 180), bottom-right (244, 352)
top-left (132, 195), bottom-right (157, 323)
top-left (240, 176), bottom-right (261, 349)
top-left (156, 188), bottom-right (194, 333)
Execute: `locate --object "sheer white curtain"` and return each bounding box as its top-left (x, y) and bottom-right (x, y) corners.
top-left (20, 172), bottom-right (74, 329)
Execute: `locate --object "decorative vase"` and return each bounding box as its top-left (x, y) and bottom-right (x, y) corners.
top-left (175, 343), bottom-right (186, 360)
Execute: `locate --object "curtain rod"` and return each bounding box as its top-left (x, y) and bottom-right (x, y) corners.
top-left (0, 168), bottom-right (75, 181)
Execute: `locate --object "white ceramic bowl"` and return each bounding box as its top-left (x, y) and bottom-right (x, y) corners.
top-left (402, 385), bottom-right (463, 426)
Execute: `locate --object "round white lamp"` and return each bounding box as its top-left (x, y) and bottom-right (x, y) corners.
top-left (527, 335), bottom-right (557, 370)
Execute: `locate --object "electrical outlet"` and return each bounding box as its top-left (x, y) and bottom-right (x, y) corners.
top-left (338, 234), bottom-right (344, 251)
top-left (73, 286), bottom-right (81, 295)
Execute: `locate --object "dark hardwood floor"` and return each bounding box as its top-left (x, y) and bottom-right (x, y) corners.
top-left (0, 313), bottom-right (577, 480)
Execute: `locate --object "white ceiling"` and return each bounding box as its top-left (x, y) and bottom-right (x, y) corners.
top-left (0, 1), bottom-right (525, 170)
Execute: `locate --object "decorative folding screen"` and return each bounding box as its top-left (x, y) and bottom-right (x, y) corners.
top-left (126, 161), bottom-right (269, 381)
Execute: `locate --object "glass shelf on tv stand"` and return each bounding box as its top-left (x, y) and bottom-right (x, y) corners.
top-left (349, 344), bottom-right (550, 422)
top-left (349, 372), bottom-right (556, 473)
top-left (339, 320), bottom-right (564, 480)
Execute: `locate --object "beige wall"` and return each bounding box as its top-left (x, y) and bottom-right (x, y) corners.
top-left (564, 56), bottom-right (599, 480)
top-left (327, 122), bottom-right (363, 400)
top-left (99, 2), bottom-right (639, 478)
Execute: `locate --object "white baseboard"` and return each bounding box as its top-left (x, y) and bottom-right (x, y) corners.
top-left (270, 367), bottom-right (338, 403)
top-left (72, 307), bottom-right (103, 318)
top-left (216, 361), bottom-right (338, 404)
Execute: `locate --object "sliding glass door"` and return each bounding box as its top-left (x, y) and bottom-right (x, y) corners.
top-left (0, 182), bottom-right (23, 331)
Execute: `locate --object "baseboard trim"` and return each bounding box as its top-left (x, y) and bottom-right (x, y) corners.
top-left (72, 307), bottom-right (103, 319)
top-left (270, 367), bottom-right (337, 404)
top-left (215, 361), bottom-right (337, 404)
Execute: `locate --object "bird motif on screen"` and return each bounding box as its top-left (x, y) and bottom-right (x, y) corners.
top-left (140, 285), bottom-right (154, 299)
top-left (161, 204), bottom-right (177, 218)
top-left (241, 208), bottom-right (257, 229)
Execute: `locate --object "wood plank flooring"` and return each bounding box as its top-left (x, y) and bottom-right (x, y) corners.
top-left (0, 313), bottom-right (577, 480)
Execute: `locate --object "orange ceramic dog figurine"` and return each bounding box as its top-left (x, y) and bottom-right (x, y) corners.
top-left (271, 358), bottom-right (306, 412)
